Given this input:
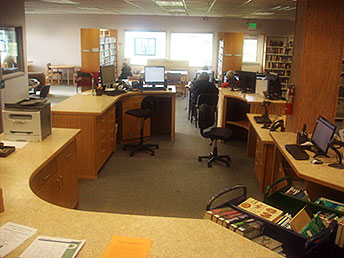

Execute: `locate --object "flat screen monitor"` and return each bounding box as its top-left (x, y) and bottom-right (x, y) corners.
top-left (144, 66), bottom-right (165, 85)
top-left (267, 72), bottom-right (282, 97)
top-left (100, 65), bottom-right (116, 86)
top-left (195, 70), bottom-right (215, 83)
top-left (311, 116), bottom-right (337, 155)
top-left (237, 71), bottom-right (256, 93)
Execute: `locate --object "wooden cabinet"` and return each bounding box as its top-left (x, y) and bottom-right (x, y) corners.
top-left (217, 32), bottom-right (244, 79)
top-left (121, 96), bottom-right (150, 142)
top-left (31, 139), bottom-right (79, 209)
top-left (264, 35), bottom-right (293, 91)
top-left (81, 28), bottom-right (118, 75)
top-left (96, 105), bottom-right (116, 171)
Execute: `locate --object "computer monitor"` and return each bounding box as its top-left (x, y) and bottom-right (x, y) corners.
top-left (195, 70), bottom-right (215, 83)
top-left (267, 72), bottom-right (282, 97)
top-left (237, 71), bottom-right (256, 93)
top-left (311, 116), bottom-right (337, 156)
top-left (100, 65), bottom-right (116, 86)
top-left (144, 66), bottom-right (165, 85)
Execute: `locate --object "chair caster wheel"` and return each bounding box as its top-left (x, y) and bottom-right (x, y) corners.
top-left (198, 157), bottom-right (202, 162)
top-left (226, 163), bottom-right (230, 168)
top-left (151, 153), bottom-right (155, 156)
top-left (130, 153), bottom-right (134, 157)
top-left (208, 163), bottom-right (212, 168)
top-left (156, 146), bottom-right (159, 149)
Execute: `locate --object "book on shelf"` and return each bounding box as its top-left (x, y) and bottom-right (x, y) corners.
top-left (284, 186), bottom-right (311, 201)
top-left (315, 197), bottom-right (344, 212)
top-left (236, 220), bottom-right (265, 239)
top-left (289, 206), bottom-right (313, 233)
top-left (335, 217), bottom-right (344, 248)
top-left (299, 215), bottom-right (327, 239)
top-left (238, 197), bottom-right (283, 222)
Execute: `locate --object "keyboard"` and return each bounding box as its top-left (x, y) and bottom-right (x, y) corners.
top-left (285, 144), bottom-right (309, 160)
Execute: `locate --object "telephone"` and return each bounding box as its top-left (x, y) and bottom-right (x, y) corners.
top-left (263, 91), bottom-right (286, 101)
top-left (269, 119), bottom-right (285, 132)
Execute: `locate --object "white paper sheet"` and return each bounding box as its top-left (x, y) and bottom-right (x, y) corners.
top-left (0, 222), bottom-right (37, 257)
top-left (1, 140), bottom-right (29, 149)
top-left (20, 236), bottom-right (86, 258)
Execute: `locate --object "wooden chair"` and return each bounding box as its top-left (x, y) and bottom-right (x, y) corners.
top-left (73, 66), bottom-right (81, 86)
top-left (46, 63), bottom-right (62, 85)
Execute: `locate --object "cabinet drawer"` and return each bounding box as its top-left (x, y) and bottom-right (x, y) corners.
top-left (56, 141), bottom-right (76, 172)
top-left (122, 96), bottom-right (142, 110)
top-left (30, 159), bottom-right (57, 193)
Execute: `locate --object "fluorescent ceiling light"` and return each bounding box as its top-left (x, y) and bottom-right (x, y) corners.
top-left (255, 12), bottom-right (275, 16)
top-left (271, 5), bottom-right (296, 11)
top-left (77, 7), bottom-right (103, 11)
top-left (166, 8), bottom-right (186, 12)
top-left (41, 0), bottom-right (79, 4)
top-left (155, 1), bottom-right (183, 7)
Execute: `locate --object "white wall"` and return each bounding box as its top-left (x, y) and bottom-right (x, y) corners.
top-left (25, 14), bottom-right (294, 78)
top-left (1, 0), bottom-right (28, 105)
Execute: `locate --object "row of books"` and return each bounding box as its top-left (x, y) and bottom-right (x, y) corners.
top-left (266, 40), bottom-right (287, 47)
top-left (265, 63), bottom-right (291, 69)
top-left (315, 197), bottom-right (344, 212)
top-left (284, 186), bottom-right (311, 201)
top-left (265, 55), bottom-right (291, 62)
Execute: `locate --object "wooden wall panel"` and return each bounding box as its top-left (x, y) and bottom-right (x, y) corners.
top-left (52, 114), bottom-right (97, 179)
top-left (81, 28), bottom-right (100, 73)
top-left (286, 0), bottom-right (344, 131)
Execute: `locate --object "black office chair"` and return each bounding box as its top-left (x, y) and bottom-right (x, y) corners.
top-left (30, 85), bottom-right (50, 100)
top-left (123, 96), bottom-right (159, 156)
top-left (198, 103), bottom-right (232, 168)
top-left (190, 94), bottom-right (218, 128)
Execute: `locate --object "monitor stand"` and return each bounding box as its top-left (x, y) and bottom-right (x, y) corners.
top-left (313, 152), bottom-right (329, 159)
top-left (328, 144), bottom-right (344, 169)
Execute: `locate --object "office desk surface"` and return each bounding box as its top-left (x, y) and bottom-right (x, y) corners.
top-left (270, 132), bottom-right (344, 193)
top-left (219, 88), bottom-right (285, 104)
top-left (52, 88), bottom-right (176, 115)
top-left (1, 128), bottom-right (281, 258)
top-left (247, 114), bottom-right (286, 143)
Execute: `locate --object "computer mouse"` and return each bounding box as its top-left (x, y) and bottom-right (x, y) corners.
top-left (168, 87), bottom-right (172, 90)
top-left (311, 159), bottom-right (323, 164)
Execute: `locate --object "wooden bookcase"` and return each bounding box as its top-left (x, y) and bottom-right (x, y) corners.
top-left (264, 35), bottom-right (294, 91)
top-left (81, 28), bottom-right (118, 76)
top-left (336, 56), bottom-right (344, 119)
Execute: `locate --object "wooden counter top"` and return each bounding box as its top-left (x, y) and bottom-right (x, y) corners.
top-left (247, 114), bottom-right (286, 143)
top-left (1, 128), bottom-right (281, 258)
top-left (270, 132), bottom-right (344, 193)
top-left (52, 88), bottom-right (176, 115)
top-left (219, 88), bottom-right (285, 104)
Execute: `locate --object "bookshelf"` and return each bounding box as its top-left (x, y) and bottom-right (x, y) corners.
top-left (81, 28), bottom-right (118, 76)
top-left (264, 35), bottom-right (294, 91)
top-left (217, 40), bottom-right (223, 80)
top-left (335, 57), bottom-right (344, 119)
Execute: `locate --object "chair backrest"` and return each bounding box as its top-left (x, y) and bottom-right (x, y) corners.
top-left (197, 94), bottom-right (218, 107)
top-left (198, 103), bottom-right (216, 130)
top-left (141, 96), bottom-right (156, 111)
top-left (40, 85), bottom-right (50, 99)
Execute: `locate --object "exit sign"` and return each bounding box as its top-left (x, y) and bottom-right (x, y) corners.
top-left (248, 23), bottom-right (257, 30)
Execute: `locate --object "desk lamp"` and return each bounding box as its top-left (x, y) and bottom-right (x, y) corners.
top-left (328, 138), bottom-right (344, 169)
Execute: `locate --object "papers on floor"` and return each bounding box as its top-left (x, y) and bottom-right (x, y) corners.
top-left (1, 140), bottom-right (28, 149)
top-left (20, 236), bottom-right (85, 258)
top-left (0, 222), bottom-right (37, 257)
top-left (102, 235), bottom-right (153, 258)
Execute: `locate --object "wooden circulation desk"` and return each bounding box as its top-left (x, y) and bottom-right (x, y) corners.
top-left (270, 132), bottom-right (344, 200)
top-left (52, 88), bottom-right (176, 179)
top-left (246, 114), bottom-right (286, 193)
top-left (1, 128), bottom-right (281, 258)
top-left (217, 89), bottom-right (285, 130)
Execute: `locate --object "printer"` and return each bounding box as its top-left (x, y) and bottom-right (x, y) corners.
top-left (2, 99), bottom-right (52, 142)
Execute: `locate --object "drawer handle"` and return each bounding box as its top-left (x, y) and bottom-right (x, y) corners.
top-left (100, 149), bottom-right (106, 153)
top-left (100, 129), bottom-right (105, 133)
top-left (55, 176), bottom-right (63, 191)
top-left (43, 174), bottom-right (51, 180)
top-left (65, 152), bottom-right (72, 159)
top-left (101, 119), bottom-right (105, 123)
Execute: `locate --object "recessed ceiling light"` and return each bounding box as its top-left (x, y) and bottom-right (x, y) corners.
top-left (41, 0), bottom-right (79, 4)
top-left (155, 1), bottom-right (183, 7)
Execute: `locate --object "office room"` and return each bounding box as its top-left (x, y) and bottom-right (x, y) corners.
top-left (1, 0), bottom-right (344, 257)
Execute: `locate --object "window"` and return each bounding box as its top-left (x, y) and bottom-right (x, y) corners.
top-left (124, 31), bottom-right (166, 65)
top-left (0, 27), bottom-right (24, 76)
top-left (170, 33), bottom-right (213, 67)
top-left (243, 38), bottom-right (258, 63)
